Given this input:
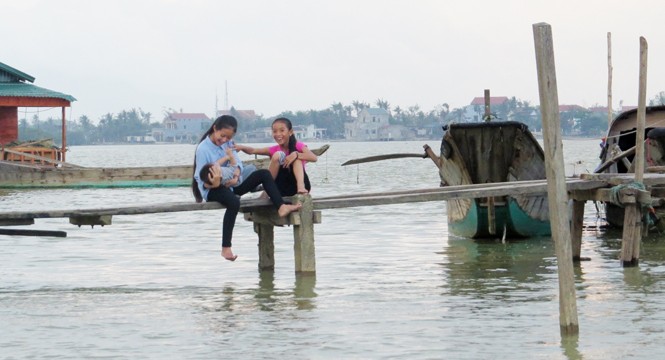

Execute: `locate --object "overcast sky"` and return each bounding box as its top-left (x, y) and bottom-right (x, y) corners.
top-left (3, 0), bottom-right (665, 122)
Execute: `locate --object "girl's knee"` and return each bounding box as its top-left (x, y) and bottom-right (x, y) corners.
top-left (226, 196), bottom-right (241, 211)
top-left (272, 151), bottom-right (286, 165)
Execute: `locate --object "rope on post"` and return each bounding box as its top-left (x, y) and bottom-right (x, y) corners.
top-left (608, 181), bottom-right (647, 208)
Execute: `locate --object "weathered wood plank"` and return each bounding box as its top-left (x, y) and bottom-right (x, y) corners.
top-left (0, 178), bottom-right (615, 221)
top-left (0, 228), bottom-right (67, 237)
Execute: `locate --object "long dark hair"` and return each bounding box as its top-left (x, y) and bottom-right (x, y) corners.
top-left (192, 115), bottom-right (238, 202)
top-left (273, 117), bottom-right (296, 153)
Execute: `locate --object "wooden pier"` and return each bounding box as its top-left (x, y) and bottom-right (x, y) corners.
top-left (0, 23), bottom-right (659, 337)
top-left (2, 174), bottom-right (665, 273)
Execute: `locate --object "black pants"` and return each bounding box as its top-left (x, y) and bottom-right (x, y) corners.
top-left (275, 167), bottom-right (311, 196)
top-left (206, 169), bottom-right (285, 248)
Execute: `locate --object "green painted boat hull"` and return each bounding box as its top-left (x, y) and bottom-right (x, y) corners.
top-left (449, 198), bottom-right (551, 238)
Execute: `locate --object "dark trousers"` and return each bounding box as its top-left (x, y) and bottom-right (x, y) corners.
top-left (275, 167), bottom-right (311, 196)
top-left (206, 169), bottom-right (285, 247)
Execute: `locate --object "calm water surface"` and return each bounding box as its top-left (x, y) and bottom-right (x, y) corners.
top-left (2, 139), bottom-right (665, 359)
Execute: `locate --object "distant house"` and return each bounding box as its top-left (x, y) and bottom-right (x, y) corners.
top-left (559, 104), bottom-right (587, 113)
top-left (242, 124), bottom-right (328, 143)
top-left (294, 124), bottom-right (327, 140)
top-left (344, 108), bottom-right (390, 140)
top-left (461, 96), bottom-right (509, 122)
top-left (152, 112), bottom-right (210, 143)
top-left (216, 108), bottom-right (258, 123)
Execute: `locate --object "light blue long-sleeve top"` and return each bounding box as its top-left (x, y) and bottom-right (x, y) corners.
top-left (194, 137), bottom-right (244, 201)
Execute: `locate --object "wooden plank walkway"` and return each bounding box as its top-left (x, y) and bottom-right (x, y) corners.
top-left (1, 175), bottom-right (657, 221)
top-left (3, 173), bottom-right (665, 274)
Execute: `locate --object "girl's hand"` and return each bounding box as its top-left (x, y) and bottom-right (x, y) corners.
top-left (284, 152), bottom-right (298, 168)
top-left (223, 173), bottom-right (240, 187)
top-left (234, 144), bottom-right (250, 154)
top-left (207, 164), bottom-right (222, 188)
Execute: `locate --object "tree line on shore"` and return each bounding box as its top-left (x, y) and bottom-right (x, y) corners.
top-left (16, 92), bottom-right (665, 145)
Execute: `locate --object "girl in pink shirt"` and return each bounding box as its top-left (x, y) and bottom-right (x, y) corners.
top-left (236, 117), bottom-right (317, 196)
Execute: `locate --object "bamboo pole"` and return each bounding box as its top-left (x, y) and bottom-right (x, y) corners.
top-left (61, 107), bottom-right (67, 163)
top-left (621, 37), bottom-right (648, 267)
top-left (607, 32), bottom-right (613, 132)
top-left (532, 22), bottom-right (579, 335)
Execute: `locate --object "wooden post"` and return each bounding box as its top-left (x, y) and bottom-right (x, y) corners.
top-left (570, 200), bottom-right (585, 261)
top-left (533, 22), bottom-right (579, 335)
top-left (621, 37), bottom-right (648, 267)
top-left (255, 222), bottom-right (275, 271)
top-left (483, 89), bottom-right (491, 122)
top-left (484, 89), bottom-right (496, 235)
top-left (293, 195), bottom-right (316, 274)
top-left (487, 196), bottom-right (496, 235)
top-left (61, 107), bottom-right (67, 162)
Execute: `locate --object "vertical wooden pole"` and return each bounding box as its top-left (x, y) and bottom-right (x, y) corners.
top-left (293, 195), bottom-right (316, 274)
top-left (634, 38), bottom-right (647, 184)
top-left (255, 222), bottom-right (275, 271)
top-left (533, 22), bottom-right (579, 335)
top-left (483, 89), bottom-right (491, 122)
top-left (61, 107), bottom-right (67, 162)
top-left (607, 32), bottom-right (613, 132)
top-left (483, 89), bottom-right (496, 235)
top-left (570, 200), bottom-right (585, 261)
top-left (621, 37), bottom-right (648, 267)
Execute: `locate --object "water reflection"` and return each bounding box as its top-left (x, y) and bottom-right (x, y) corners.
top-left (560, 334), bottom-right (583, 360)
top-left (293, 274), bottom-right (317, 310)
top-left (255, 271), bottom-right (317, 311)
top-left (438, 236), bottom-right (557, 301)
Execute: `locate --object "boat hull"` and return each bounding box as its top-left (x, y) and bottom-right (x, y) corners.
top-left (595, 106), bottom-right (665, 228)
top-left (439, 121), bottom-right (550, 239)
top-left (0, 162), bottom-right (194, 188)
top-left (449, 198), bottom-right (550, 238)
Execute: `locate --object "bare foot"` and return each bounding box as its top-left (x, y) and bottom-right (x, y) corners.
top-left (278, 203), bottom-right (302, 217)
top-left (221, 247), bottom-right (238, 261)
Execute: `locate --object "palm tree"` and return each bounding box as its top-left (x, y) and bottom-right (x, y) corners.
top-left (375, 98), bottom-right (390, 112)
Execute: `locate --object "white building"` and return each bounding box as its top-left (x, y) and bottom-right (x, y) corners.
top-left (294, 124), bottom-right (327, 140)
top-left (461, 96), bottom-right (509, 122)
top-left (152, 113), bottom-right (210, 143)
top-left (344, 108), bottom-right (390, 141)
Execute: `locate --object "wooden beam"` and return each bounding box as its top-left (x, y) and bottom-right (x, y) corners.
top-left (70, 215), bottom-right (112, 227)
top-left (0, 97), bottom-right (71, 107)
top-left (0, 228), bottom-right (66, 237)
top-left (293, 195), bottom-right (316, 274)
top-left (0, 218), bottom-right (34, 226)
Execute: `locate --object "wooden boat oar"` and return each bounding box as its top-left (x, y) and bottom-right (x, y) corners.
top-left (341, 152), bottom-right (426, 166)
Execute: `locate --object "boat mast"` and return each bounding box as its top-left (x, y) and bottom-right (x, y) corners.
top-left (483, 89), bottom-right (491, 122)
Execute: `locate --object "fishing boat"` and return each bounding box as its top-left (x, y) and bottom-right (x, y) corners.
top-left (0, 144), bottom-right (329, 189)
top-left (438, 121), bottom-right (551, 238)
top-left (595, 105), bottom-right (665, 227)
